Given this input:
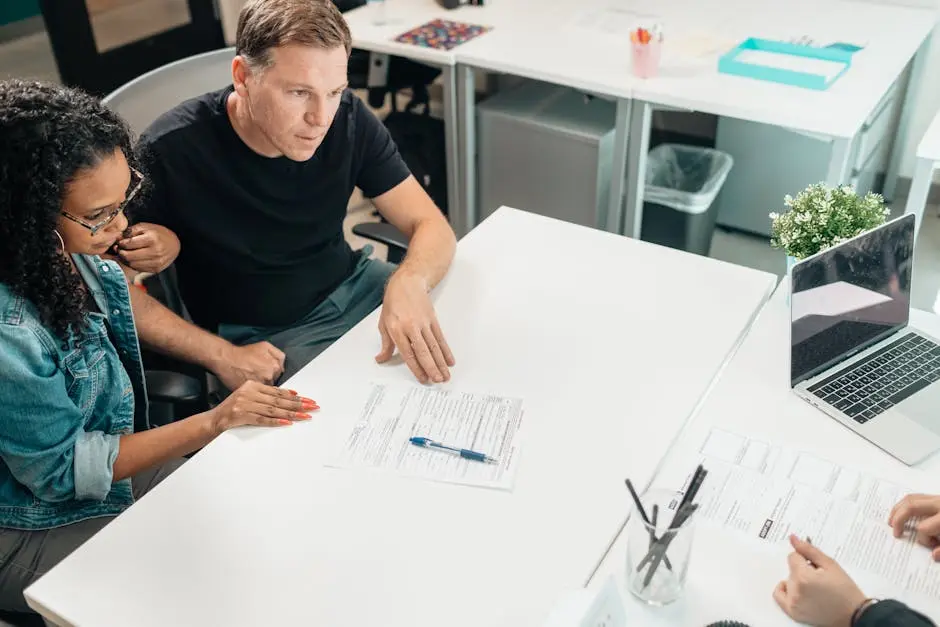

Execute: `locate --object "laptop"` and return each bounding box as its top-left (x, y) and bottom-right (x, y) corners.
top-left (790, 213), bottom-right (940, 465)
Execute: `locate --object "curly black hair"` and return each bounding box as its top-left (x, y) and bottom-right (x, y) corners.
top-left (0, 79), bottom-right (138, 342)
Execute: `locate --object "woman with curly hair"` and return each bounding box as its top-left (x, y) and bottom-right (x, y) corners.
top-left (0, 79), bottom-right (318, 614)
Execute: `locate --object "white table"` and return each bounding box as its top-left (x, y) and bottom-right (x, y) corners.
top-left (591, 279), bottom-right (940, 626)
top-left (904, 108), bottom-right (940, 239)
top-left (452, 0), bottom-right (639, 234)
top-left (25, 208), bottom-right (777, 627)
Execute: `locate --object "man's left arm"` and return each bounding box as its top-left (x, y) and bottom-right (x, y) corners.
top-left (351, 94), bottom-right (457, 384)
top-left (127, 285), bottom-right (287, 391)
top-left (372, 177), bottom-right (457, 384)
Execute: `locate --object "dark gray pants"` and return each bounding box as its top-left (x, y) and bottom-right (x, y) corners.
top-left (218, 247), bottom-right (396, 383)
top-left (0, 459), bottom-right (185, 618)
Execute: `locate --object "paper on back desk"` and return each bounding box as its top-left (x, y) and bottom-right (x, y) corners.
top-left (668, 33), bottom-right (740, 59)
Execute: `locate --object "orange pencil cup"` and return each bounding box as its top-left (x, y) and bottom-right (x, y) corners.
top-left (631, 39), bottom-right (662, 79)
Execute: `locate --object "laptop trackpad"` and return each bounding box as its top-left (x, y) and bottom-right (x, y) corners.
top-left (898, 381), bottom-right (940, 435)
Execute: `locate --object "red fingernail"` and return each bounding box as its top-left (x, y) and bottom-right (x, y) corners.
top-left (301, 401), bottom-right (317, 410)
top-left (288, 389), bottom-right (298, 396)
top-left (279, 419), bottom-right (292, 426)
top-left (295, 411), bottom-right (311, 419)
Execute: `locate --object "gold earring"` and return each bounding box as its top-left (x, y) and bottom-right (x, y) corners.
top-left (54, 230), bottom-right (65, 253)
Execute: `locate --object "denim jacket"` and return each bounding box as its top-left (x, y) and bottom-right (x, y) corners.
top-left (0, 255), bottom-right (150, 530)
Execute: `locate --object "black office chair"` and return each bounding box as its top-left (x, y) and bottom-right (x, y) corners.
top-left (352, 221), bottom-right (410, 264)
top-left (0, 609), bottom-right (46, 627)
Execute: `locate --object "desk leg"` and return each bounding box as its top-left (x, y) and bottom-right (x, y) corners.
top-left (606, 98), bottom-right (631, 234)
top-left (622, 100), bottom-right (652, 239)
top-left (904, 157), bottom-right (933, 240)
top-left (441, 64), bottom-right (464, 238)
top-left (825, 138), bottom-right (851, 186)
top-left (882, 28), bottom-right (934, 202)
top-left (455, 64), bottom-right (477, 238)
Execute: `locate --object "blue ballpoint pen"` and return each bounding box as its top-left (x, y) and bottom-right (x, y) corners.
top-left (409, 436), bottom-right (499, 464)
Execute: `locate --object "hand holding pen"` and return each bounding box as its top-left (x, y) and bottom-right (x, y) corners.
top-left (774, 535), bottom-right (867, 627)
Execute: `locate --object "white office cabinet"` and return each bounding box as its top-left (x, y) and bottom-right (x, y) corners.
top-left (714, 76), bottom-right (903, 237)
top-left (476, 81), bottom-right (617, 230)
top-left (714, 120), bottom-right (840, 236)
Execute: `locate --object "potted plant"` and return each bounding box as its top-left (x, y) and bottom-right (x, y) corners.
top-left (770, 183), bottom-right (890, 278)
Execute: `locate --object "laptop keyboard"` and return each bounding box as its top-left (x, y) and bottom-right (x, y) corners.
top-left (808, 333), bottom-right (940, 424)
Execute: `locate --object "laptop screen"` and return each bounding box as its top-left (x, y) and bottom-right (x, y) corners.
top-left (790, 214), bottom-right (915, 387)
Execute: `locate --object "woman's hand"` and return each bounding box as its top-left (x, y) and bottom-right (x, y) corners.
top-left (773, 535), bottom-right (867, 627)
top-left (209, 380), bottom-right (318, 433)
top-left (890, 493), bottom-right (940, 560)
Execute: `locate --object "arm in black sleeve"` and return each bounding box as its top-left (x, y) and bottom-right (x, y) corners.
top-left (353, 96), bottom-right (411, 199)
top-left (856, 599), bottom-right (936, 627)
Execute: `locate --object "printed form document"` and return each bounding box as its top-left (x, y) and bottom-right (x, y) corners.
top-left (681, 428), bottom-right (940, 600)
top-left (328, 382), bottom-right (524, 491)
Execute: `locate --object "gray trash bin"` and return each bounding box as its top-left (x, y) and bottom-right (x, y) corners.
top-left (640, 144), bottom-right (734, 256)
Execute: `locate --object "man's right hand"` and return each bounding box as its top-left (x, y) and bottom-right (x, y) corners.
top-left (212, 342), bottom-right (286, 390)
top-left (208, 380), bottom-right (318, 433)
top-left (890, 493), bottom-right (940, 559)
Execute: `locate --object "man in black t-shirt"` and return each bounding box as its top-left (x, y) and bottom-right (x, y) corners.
top-left (124, 0), bottom-right (456, 384)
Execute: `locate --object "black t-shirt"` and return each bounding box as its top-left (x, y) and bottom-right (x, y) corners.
top-left (134, 87), bottom-right (410, 329)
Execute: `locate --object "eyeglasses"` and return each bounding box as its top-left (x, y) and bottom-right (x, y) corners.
top-left (60, 167), bottom-right (145, 236)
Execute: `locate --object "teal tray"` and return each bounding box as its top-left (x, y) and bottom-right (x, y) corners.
top-left (718, 38), bottom-right (853, 90)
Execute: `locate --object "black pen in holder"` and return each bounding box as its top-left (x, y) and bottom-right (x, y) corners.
top-left (624, 466), bottom-right (707, 605)
top-left (625, 479), bottom-right (673, 572)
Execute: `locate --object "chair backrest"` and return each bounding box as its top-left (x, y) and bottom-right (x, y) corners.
top-left (102, 47), bottom-right (236, 135)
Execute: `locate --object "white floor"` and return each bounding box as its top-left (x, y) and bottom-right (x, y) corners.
top-left (1, 28), bottom-right (938, 313)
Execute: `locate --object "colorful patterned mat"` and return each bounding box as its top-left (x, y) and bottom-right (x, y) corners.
top-left (394, 19), bottom-right (492, 50)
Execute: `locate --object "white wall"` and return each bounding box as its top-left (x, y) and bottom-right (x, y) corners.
top-left (218, 0), bottom-right (243, 46)
top-left (898, 30), bottom-right (940, 181)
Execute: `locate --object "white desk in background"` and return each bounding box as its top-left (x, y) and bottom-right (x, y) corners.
top-left (621, 0), bottom-right (938, 239)
top-left (24, 208), bottom-right (776, 627)
top-left (343, 0), bottom-right (629, 235)
top-left (590, 279), bottom-right (940, 626)
top-left (348, 0), bottom-right (936, 244)
top-left (904, 108), bottom-right (940, 239)
top-left (451, 0), bottom-right (640, 234)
